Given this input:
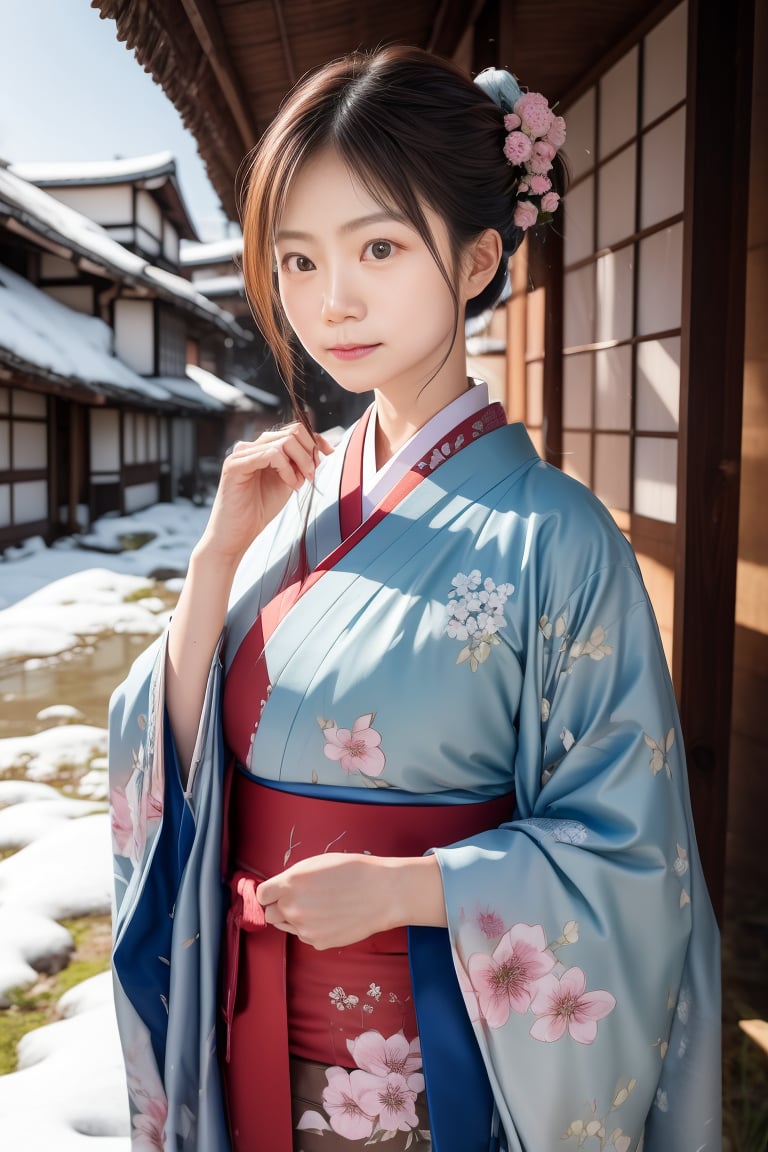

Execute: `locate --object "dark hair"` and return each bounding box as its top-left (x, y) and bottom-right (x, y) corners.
top-left (239, 45), bottom-right (562, 424)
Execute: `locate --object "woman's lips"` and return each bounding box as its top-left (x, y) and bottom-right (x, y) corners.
top-left (327, 344), bottom-right (380, 361)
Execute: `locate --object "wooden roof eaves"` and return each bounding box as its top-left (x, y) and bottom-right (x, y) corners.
top-left (91, 0), bottom-right (247, 219)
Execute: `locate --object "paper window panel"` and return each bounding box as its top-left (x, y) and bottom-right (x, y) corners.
top-left (136, 414), bottom-right (149, 465)
top-left (0, 422), bottom-right (8, 469)
top-left (0, 484), bottom-right (9, 528)
top-left (638, 223), bottom-right (683, 335)
top-left (526, 287), bottom-right (546, 360)
top-left (13, 480), bottom-right (47, 524)
top-left (634, 437), bottom-right (678, 523)
top-left (563, 353), bottom-right (592, 429)
top-left (562, 431), bottom-right (592, 488)
top-left (528, 426), bottom-right (544, 457)
top-left (526, 361), bottom-right (544, 427)
top-left (595, 345), bottom-right (632, 429)
top-left (91, 409), bottom-right (120, 472)
top-left (594, 433), bottom-right (630, 510)
top-left (637, 337), bottom-right (680, 432)
top-left (599, 48), bottom-right (638, 157)
top-left (641, 107), bottom-right (686, 229)
top-left (12, 422), bottom-right (47, 470)
top-left (148, 416), bottom-right (160, 461)
top-left (565, 88), bottom-right (596, 181)
top-left (12, 390), bottom-right (46, 418)
top-left (123, 414), bottom-right (136, 466)
top-left (597, 146), bottom-right (637, 249)
top-left (643, 2), bottom-right (688, 126)
top-left (596, 249), bottom-right (634, 344)
top-left (564, 266), bottom-right (595, 349)
top-left (563, 175), bottom-right (595, 268)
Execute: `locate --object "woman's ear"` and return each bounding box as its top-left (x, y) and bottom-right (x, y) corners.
top-left (463, 228), bottom-right (504, 297)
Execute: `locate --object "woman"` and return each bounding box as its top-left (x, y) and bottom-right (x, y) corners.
top-left (109, 46), bottom-right (720, 1152)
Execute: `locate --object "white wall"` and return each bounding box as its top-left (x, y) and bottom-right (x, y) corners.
top-left (90, 408), bottom-right (120, 472)
top-left (114, 298), bottom-right (155, 376)
top-left (124, 481), bottom-right (159, 512)
top-left (47, 184), bottom-right (132, 225)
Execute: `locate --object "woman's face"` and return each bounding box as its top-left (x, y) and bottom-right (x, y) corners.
top-left (275, 147), bottom-right (472, 411)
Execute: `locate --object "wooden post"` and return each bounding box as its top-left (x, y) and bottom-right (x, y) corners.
top-left (674, 0), bottom-right (755, 919)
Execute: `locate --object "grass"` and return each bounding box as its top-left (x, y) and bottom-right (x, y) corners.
top-left (117, 532), bottom-right (156, 552)
top-left (122, 585), bottom-right (157, 603)
top-left (0, 914), bottom-right (112, 1076)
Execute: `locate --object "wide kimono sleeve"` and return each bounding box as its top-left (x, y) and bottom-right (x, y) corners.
top-left (432, 552), bottom-right (720, 1152)
top-left (109, 631), bottom-right (231, 1151)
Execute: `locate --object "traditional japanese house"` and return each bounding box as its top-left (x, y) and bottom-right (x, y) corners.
top-left (0, 157), bottom-right (271, 544)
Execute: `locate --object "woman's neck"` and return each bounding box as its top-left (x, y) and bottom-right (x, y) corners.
top-left (373, 369), bottom-right (473, 470)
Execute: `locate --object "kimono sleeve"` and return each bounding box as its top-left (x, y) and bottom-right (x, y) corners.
top-left (432, 561), bottom-right (720, 1152)
top-left (109, 631), bottom-right (231, 1151)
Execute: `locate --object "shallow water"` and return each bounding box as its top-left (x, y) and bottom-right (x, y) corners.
top-left (0, 629), bottom-right (156, 741)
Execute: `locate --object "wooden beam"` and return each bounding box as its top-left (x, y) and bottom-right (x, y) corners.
top-left (179, 0), bottom-right (259, 150)
top-left (428, 0), bottom-right (488, 58)
top-left (272, 0), bottom-right (296, 87)
top-left (673, 0), bottom-right (755, 920)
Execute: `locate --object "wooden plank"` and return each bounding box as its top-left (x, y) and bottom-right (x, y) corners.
top-left (673, 0), bottom-right (755, 920)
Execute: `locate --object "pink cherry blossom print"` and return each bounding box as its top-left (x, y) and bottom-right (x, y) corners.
top-left (347, 1029), bottom-right (423, 1077)
top-left (529, 966), bottom-right (616, 1044)
top-left (322, 1066), bottom-right (376, 1140)
top-left (477, 909), bottom-right (505, 939)
top-left (111, 784), bottom-right (134, 858)
top-left (131, 1095), bottom-right (168, 1151)
top-left (468, 922), bottom-right (555, 1028)
top-left (356, 1070), bottom-right (422, 1132)
top-left (322, 713), bottom-right (386, 776)
top-left (454, 950), bottom-right (480, 1022)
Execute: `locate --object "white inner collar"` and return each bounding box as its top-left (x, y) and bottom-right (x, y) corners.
top-left (361, 380), bottom-right (490, 518)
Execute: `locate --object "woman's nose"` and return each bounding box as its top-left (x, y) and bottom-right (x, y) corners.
top-left (320, 269), bottom-right (364, 323)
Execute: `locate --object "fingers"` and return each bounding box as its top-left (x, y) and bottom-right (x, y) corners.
top-left (226, 424), bottom-right (331, 489)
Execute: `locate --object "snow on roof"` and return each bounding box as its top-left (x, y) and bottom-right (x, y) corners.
top-left (0, 263), bottom-right (171, 402)
top-left (179, 235), bottom-right (243, 266)
top-left (190, 273), bottom-right (244, 299)
top-left (10, 152), bottom-right (176, 186)
top-left (153, 364), bottom-right (264, 414)
top-left (0, 165), bottom-right (248, 339)
top-left (153, 374), bottom-right (225, 411)
top-left (186, 364), bottom-right (260, 411)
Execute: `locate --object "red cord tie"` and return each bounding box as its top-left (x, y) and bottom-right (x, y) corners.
top-left (223, 870), bottom-right (267, 1061)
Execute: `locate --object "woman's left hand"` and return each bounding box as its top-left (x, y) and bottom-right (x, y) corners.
top-left (256, 852), bottom-right (445, 950)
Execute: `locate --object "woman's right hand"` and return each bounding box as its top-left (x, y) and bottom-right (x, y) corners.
top-left (197, 423), bottom-right (334, 565)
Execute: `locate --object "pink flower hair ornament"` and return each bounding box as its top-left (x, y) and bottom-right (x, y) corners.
top-left (475, 68), bottom-right (566, 232)
top-left (504, 92), bottom-right (566, 229)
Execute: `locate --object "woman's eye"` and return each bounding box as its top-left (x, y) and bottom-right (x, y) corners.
top-left (366, 241), bottom-right (393, 261)
top-left (284, 255), bottom-right (315, 272)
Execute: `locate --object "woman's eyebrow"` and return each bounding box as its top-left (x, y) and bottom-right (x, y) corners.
top-left (277, 211), bottom-right (408, 243)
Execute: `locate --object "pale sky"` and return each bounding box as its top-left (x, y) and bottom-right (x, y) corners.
top-left (0, 0), bottom-right (233, 241)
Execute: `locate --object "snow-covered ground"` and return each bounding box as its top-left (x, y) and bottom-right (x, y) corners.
top-left (0, 500), bottom-right (209, 1149)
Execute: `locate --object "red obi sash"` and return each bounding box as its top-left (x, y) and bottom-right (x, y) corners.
top-left (221, 768), bottom-right (514, 1152)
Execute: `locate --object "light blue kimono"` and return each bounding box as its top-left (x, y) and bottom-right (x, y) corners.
top-left (108, 416), bottom-right (720, 1152)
